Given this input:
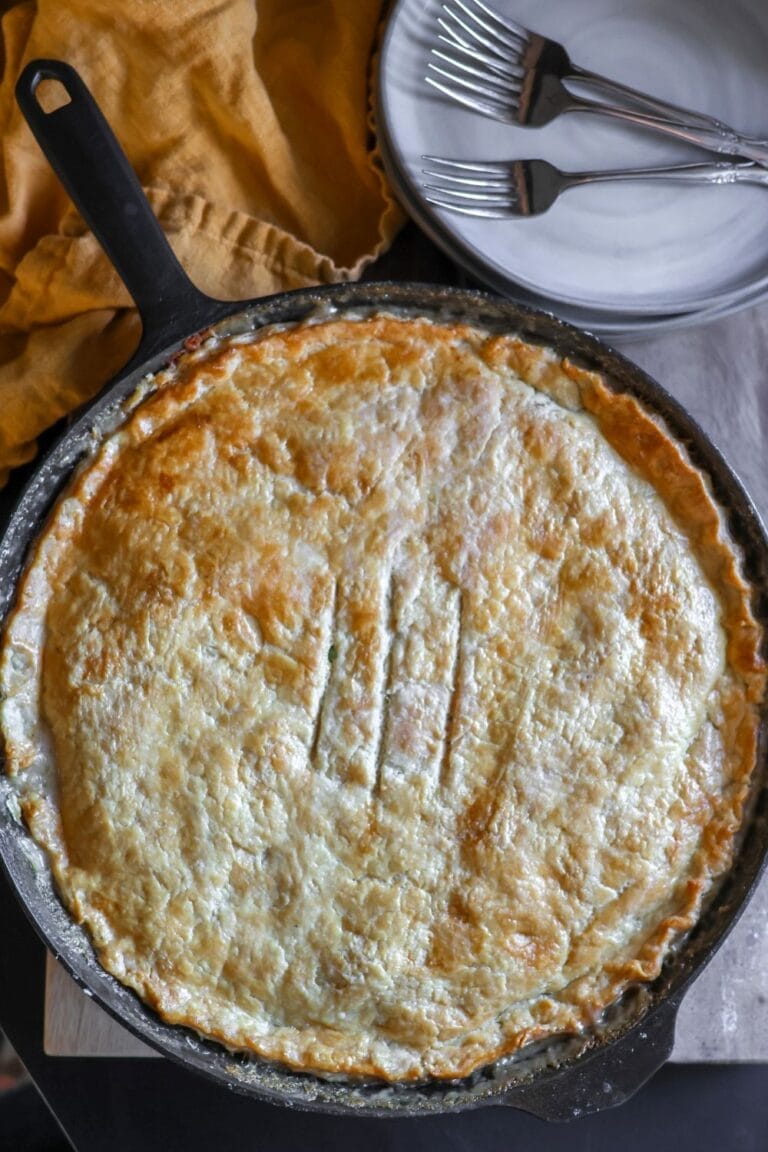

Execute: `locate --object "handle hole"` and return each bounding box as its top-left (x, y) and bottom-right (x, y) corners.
top-left (35, 78), bottom-right (72, 114)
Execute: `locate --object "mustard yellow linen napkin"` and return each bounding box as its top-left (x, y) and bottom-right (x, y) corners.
top-left (0, 0), bottom-right (405, 486)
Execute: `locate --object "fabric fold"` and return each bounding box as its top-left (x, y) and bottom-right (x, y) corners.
top-left (0, 0), bottom-right (404, 485)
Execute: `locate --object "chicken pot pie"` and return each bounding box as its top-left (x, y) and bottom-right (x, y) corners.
top-left (1, 313), bottom-right (764, 1081)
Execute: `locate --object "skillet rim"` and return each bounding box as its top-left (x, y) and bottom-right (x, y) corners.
top-left (0, 278), bottom-right (766, 1119)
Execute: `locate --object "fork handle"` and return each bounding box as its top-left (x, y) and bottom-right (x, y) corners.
top-left (563, 159), bottom-right (768, 189)
top-left (568, 65), bottom-right (743, 130)
top-left (564, 82), bottom-right (768, 166)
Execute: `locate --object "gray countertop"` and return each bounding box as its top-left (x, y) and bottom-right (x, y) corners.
top-left (616, 302), bottom-right (768, 1061)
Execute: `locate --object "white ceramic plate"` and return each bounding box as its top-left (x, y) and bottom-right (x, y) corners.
top-left (377, 0), bottom-right (768, 319)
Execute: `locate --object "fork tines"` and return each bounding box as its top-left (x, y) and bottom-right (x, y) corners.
top-left (427, 0), bottom-right (530, 119)
top-left (421, 156), bottom-right (520, 218)
top-left (427, 52), bottom-right (521, 120)
top-left (438, 0), bottom-right (528, 60)
top-left (422, 156), bottom-right (510, 185)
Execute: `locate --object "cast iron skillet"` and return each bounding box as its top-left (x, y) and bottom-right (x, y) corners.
top-left (0, 60), bottom-right (767, 1121)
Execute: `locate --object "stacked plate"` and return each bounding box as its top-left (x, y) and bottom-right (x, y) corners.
top-left (376, 0), bottom-right (768, 338)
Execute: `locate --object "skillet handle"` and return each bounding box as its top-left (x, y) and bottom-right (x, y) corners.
top-left (15, 59), bottom-right (222, 357)
top-left (499, 996), bottom-right (680, 1121)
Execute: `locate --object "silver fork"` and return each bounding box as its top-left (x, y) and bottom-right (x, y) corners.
top-left (426, 0), bottom-right (768, 166)
top-left (421, 156), bottom-right (768, 218)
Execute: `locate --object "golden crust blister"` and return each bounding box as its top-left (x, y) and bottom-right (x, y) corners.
top-left (1, 314), bottom-right (765, 1080)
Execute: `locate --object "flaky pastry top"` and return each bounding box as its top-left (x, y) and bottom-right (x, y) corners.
top-left (1, 314), bottom-right (764, 1080)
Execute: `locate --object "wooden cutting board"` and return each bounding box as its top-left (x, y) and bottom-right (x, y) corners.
top-left (44, 955), bottom-right (154, 1057)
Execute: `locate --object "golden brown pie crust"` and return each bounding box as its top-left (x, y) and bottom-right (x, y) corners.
top-left (1, 314), bottom-right (765, 1080)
